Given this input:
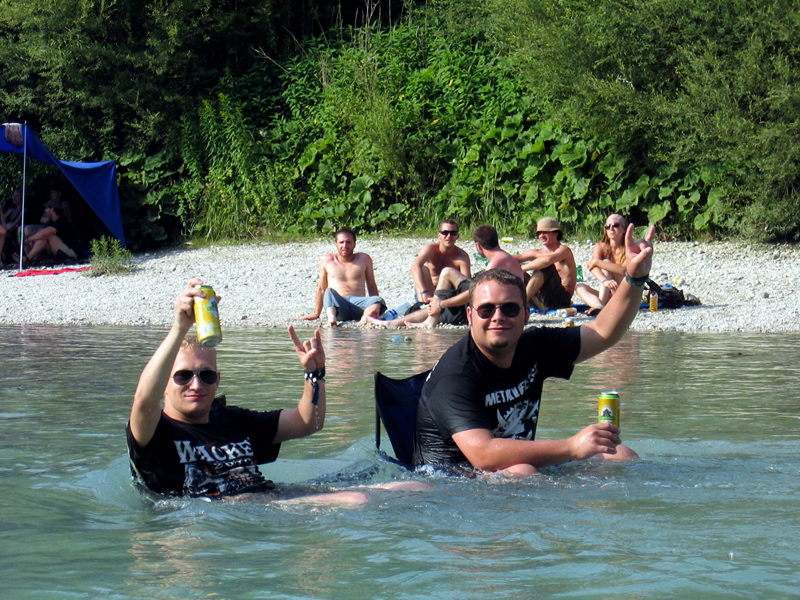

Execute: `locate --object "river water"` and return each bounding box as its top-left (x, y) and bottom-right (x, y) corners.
top-left (1, 324), bottom-right (798, 599)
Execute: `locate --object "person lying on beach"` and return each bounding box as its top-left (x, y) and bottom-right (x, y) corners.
top-left (410, 219), bottom-right (471, 304)
top-left (513, 217), bottom-right (577, 311)
top-left (127, 279), bottom-right (372, 504)
top-left (575, 213), bottom-right (629, 316)
top-left (367, 225), bottom-right (522, 329)
top-left (412, 222), bottom-right (654, 476)
top-left (299, 227), bottom-right (385, 326)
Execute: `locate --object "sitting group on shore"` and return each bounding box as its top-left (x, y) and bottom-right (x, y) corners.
top-left (299, 214), bottom-right (634, 328)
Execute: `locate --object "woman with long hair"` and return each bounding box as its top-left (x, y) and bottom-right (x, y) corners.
top-left (575, 214), bottom-right (628, 315)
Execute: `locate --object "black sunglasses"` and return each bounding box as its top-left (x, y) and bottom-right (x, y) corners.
top-left (605, 222), bottom-right (623, 229)
top-left (439, 230), bottom-right (459, 236)
top-left (172, 369), bottom-right (219, 386)
top-left (473, 302), bottom-right (522, 319)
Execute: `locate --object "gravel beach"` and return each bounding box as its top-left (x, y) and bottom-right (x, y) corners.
top-left (1, 236), bottom-right (797, 332)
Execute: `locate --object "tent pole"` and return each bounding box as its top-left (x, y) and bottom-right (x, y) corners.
top-left (19, 122), bottom-right (27, 271)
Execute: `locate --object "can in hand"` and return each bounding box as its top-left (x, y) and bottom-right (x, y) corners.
top-left (194, 285), bottom-right (222, 347)
top-left (598, 391), bottom-right (620, 427)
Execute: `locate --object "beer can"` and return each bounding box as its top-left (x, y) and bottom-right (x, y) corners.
top-left (564, 316), bottom-right (575, 327)
top-left (576, 264), bottom-right (583, 282)
top-left (557, 307), bottom-right (577, 317)
top-left (194, 285), bottom-right (222, 347)
top-left (649, 291), bottom-right (659, 312)
top-left (598, 391), bottom-right (620, 427)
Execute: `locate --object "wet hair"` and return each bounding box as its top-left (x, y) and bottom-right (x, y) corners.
top-left (472, 225), bottom-right (499, 250)
top-left (600, 213), bottom-right (627, 264)
top-left (334, 227), bottom-right (357, 243)
top-left (468, 268), bottom-right (527, 308)
top-left (180, 334), bottom-right (217, 357)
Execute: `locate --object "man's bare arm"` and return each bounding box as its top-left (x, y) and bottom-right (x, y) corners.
top-left (517, 246), bottom-right (571, 271)
top-left (577, 224), bottom-right (655, 363)
top-left (411, 245), bottom-right (436, 300)
top-left (130, 280), bottom-right (204, 447)
top-left (299, 258), bottom-right (329, 320)
top-left (452, 423), bottom-right (623, 470)
top-left (274, 326), bottom-right (327, 442)
top-left (365, 255), bottom-right (380, 297)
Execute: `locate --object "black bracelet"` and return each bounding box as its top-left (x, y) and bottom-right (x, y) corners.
top-left (304, 367), bottom-right (326, 383)
top-left (304, 367), bottom-right (325, 406)
top-left (625, 274), bottom-right (649, 287)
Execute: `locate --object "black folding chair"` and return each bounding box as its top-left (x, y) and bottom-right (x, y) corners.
top-left (374, 370), bottom-right (430, 468)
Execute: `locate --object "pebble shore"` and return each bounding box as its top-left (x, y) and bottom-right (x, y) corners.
top-left (1, 236), bottom-right (797, 332)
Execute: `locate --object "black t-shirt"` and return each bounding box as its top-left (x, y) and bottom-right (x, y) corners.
top-left (126, 396), bottom-right (282, 497)
top-left (412, 326), bottom-right (581, 467)
top-left (51, 216), bottom-right (80, 252)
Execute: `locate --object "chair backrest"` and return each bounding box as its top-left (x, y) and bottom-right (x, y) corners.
top-left (374, 370), bottom-right (430, 468)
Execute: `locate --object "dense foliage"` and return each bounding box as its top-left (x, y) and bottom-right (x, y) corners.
top-left (1, 0), bottom-right (799, 246)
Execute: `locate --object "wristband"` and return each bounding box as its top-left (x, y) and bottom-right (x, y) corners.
top-left (304, 367), bottom-right (325, 406)
top-left (625, 274), bottom-right (648, 287)
top-left (304, 367), bottom-right (326, 383)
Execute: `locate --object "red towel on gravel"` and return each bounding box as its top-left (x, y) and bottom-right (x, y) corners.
top-left (13, 266), bottom-right (91, 277)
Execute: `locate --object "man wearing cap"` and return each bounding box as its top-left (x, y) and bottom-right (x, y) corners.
top-left (514, 217), bottom-right (577, 310)
top-left (21, 197), bottom-right (80, 264)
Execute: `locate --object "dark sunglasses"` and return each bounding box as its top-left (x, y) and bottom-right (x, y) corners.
top-left (605, 222), bottom-right (623, 229)
top-left (172, 369), bottom-right (219, 386)
top-left (439, 230), bottom-right (459, 236)
top-left (473, 302), bottom-right (522, 319)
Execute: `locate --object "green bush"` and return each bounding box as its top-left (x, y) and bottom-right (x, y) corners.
top-left (87, 236), bottom-right (135, 276)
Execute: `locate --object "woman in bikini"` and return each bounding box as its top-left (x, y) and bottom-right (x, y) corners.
top-left (575, 214), bottom-right (628, 315)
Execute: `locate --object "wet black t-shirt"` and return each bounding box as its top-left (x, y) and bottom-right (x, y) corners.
top-left (126, 397), bottom-right (282, 497)
top-left (412, 327), bottom-right (581, 468)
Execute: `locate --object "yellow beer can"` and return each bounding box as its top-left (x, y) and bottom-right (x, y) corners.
top-left (598, 391), bottom-right (620, 427)
top-left (194, 285), bottom-right (222, 347)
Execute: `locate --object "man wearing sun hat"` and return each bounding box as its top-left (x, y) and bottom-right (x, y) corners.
top-left (513, 216), bottom-right (578, 310)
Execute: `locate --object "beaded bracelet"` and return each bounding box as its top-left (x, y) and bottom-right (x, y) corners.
top-left (625, 274), bottom-right (649, 287)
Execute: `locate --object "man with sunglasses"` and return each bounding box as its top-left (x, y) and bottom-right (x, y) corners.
top-left (514, 217), bottom-right (578, 311)
top-left (368, 225), bottom-right (522, 328)
top-left (410, 220), bottom-right (472, 305)
top-left (413, 224), bottom-right (654, 475)
top-left (127, 279), bottom-right (341, 499)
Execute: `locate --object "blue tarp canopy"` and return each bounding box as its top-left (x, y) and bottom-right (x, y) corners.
top-left (1, 123), bottom-right (125, 245)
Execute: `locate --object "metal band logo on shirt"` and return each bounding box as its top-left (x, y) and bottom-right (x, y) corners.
top-left (484, 366), bottom-right (540, 440)
top-left (484, 366), bottom-right (538, 407)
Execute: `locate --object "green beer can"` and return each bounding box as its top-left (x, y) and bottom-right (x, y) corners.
top-left (598, 391), bottom-right (620, 427)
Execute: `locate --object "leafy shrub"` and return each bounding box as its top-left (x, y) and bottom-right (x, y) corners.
top-left (87, 236), bottom-right (135, 276)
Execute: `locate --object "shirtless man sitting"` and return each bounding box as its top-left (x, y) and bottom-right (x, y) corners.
top-left (300, 228), bottom-right (385, 325)
top-left (410, 220), bottom-right (471, 304)
top-left (514, 217), bottom-right (577, 310)
top-left (369, 225), bottom-right (523, 329)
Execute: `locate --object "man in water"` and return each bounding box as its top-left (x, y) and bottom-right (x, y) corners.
top-left (300, 227), bottom-right (385, 325)
top-left (413, 224), bottom-right (653, 475)
top-left (368, 225), bottom-right (522, 328)
top-left (514, 217), bottom-right (577, 310)
top-left (127, 279), bottom-right (367, 503)
top-left (410, 219), bottom-right (471, 304)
